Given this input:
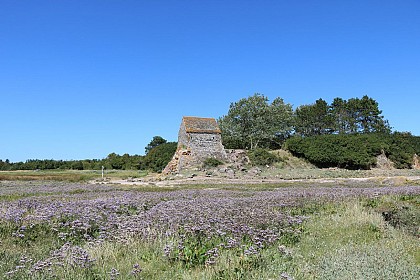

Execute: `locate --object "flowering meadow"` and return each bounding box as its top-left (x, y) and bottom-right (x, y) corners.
top-left (0, 181), bottom-right (419, 279)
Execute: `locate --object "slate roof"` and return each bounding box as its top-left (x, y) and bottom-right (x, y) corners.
top-left (182, 116), bottom-right (222, 134)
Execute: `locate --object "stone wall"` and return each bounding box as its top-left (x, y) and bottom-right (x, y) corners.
top-left (188, 133), bottom-right (227, 161)
top-left (178, 122), bottom-right (188, 149)
top-left (163, 117), bottom-right (227, 174)
top-left (413, 154), bottom-right (420, 169)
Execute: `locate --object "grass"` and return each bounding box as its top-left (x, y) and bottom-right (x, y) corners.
top-left (0, 170), bottom-right (148, 182)
top-left (2, 166), bottom-right (420, 186)
top-left (289, 199), bottom-right (420, 279)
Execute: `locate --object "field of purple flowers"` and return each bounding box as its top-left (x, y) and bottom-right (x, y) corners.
top-left (0, 181), bottom-right (419, 279)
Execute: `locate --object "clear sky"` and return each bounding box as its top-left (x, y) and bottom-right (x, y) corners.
top-left (1, 0), bottom-right (419, 162)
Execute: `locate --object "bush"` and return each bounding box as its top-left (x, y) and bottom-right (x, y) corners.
top-left (286, 134), bottom-right (377, 169)
top-left (202, 158), bottom-right (224, 168)
top-left (248, 148), bottom-right (280, 166)
top-left (140, 142), bottom-right (177, 172)
top-left (285, 133), bottom-right (420, 170)
top-left (386, 132), bottom-right (420, 169)
top-left (71, 161), bottom-right (84, 170)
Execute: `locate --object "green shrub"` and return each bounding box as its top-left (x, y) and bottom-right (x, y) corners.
top-left (375, 195), bottom-right (420, 237)
top-left (167, 231), bottom-right (219, 268)
top-left (382, 206), bottom-right (420, 237)
top-left (202, 158), bottom-right (224, 168)
top-left (248, 148), bottom-right (280, 166)
top-left (386, 132), bottom-right (420, 168)
top-left (285, 133), bottom-right (420, 170)
top-left (139, 142), bottom-right (177, 172)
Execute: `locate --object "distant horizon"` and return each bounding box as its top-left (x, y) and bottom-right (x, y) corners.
top-left (2, 1), bottom-right (419, 162)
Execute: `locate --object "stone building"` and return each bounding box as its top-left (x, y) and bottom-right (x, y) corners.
top-left (163, 116), bottom-right (227, 173)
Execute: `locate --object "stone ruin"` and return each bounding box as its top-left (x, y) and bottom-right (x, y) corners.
top-left (163, 116), bottom-right (227, 174)
top-left (413, 154), bottom-right (420, 169)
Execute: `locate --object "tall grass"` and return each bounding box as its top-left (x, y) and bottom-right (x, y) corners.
top-left (289, 200), bottom-right (419, 279)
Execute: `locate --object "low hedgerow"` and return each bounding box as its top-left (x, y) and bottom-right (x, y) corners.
top-left (285, 132), bottom-right (420, 169)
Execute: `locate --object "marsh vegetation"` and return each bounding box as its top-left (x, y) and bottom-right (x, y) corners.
top-left (0, 180), bottom-right (418, 279)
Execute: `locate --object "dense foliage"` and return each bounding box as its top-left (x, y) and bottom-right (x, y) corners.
top-left (145, 136), bottom-right (167, 154)
top-left (0, 154), bottom-right (144, 171)
top-left (294, 98), bottom-right (333, 136)
top-left (217, 93), bottom-right (419, 169)
top-left (0, 158), bottom-right (107, 171)
top-left (139, 142), bottom-right (177, 172)
top-left (219, 94), bottom-right (392, 151)
top-left (385, 132), bottom-right (420, 169)
top-left (294, 96), bottom-right (391, 136)
top-left (286, 133), bottom-right (420, 169)
top-left (0, 136), bottom-right (177, 173)
top-left (218, 93), bottom-right (294, 149)
top-left (247, 148), bottom-right (280, 166)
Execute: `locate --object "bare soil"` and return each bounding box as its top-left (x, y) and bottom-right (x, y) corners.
top-left (95, 171), bottom-right (420, 188)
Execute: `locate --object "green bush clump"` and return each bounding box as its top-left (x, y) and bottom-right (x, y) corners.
top-left (203, 158), bottom-right (224, 168)
top-left (382, 206), bottom-right (420, 237)
top-left (248, 148), bottom-right (280, 166)
top-left (139, 142), bottom-right (177, 172)
top-left (386, 132), bottom-right (420, 168)
top-left (167, 231), bottom-right (219, 268)
top-left (285, 133), bottom-right (420, 170)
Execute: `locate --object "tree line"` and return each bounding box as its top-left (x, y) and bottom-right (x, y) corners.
top-left (1, 93), bottom-right (418, 171)
top-left (218, 93), bottom-right (419, 169)
top-left (219, 93), bottom-right (392, 149)
top-left (0, 136), bottom-right (177, 172)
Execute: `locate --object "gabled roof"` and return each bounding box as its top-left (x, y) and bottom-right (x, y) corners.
top-left (182, 116), bottom-right (222, 134)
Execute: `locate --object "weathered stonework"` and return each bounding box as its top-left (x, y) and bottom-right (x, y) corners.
top-left (163, 116), bottom-right (227, 174)
top-left (413, 154), bottom-right (420, 169)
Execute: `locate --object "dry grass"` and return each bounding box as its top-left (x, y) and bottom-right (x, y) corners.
top-left (291, 200), bottom-right (420, 279)
top-left (0, 170), bottom-right (147, 182)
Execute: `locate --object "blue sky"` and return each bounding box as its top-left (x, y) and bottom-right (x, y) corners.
top-left (1, 0), bottom-right (419, 162)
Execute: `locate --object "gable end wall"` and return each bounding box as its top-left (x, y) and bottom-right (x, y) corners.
top-left (178, 121), bottom-right (188, 148)
top-left (188, 132), bottom-right (226, 161)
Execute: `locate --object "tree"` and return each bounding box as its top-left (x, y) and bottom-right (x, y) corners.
top-left (140, 142), bottom-right (177, 172)
top-left (330, 95), bottom-right (391, 134)
top-left (294, 95), bottom-right (391, 136)
top-left (269, 97), bottom-right (295, 148)
top-left (0, 159), bottom-right (11, 171)
top-left (106, 153), bottom-right (124, 169)
top-left (218, 93), bottom-right (294, 149)
top-left (71, 160), bottom-right (84, 170)
top-left (294, 98), bottom-right (333, 137)
top-left (357, 95), bottom-right (391, 134)
top-left (330, 97), bottom-right (350, 134)
top-left (145, 136), bottom-right (167, 154)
